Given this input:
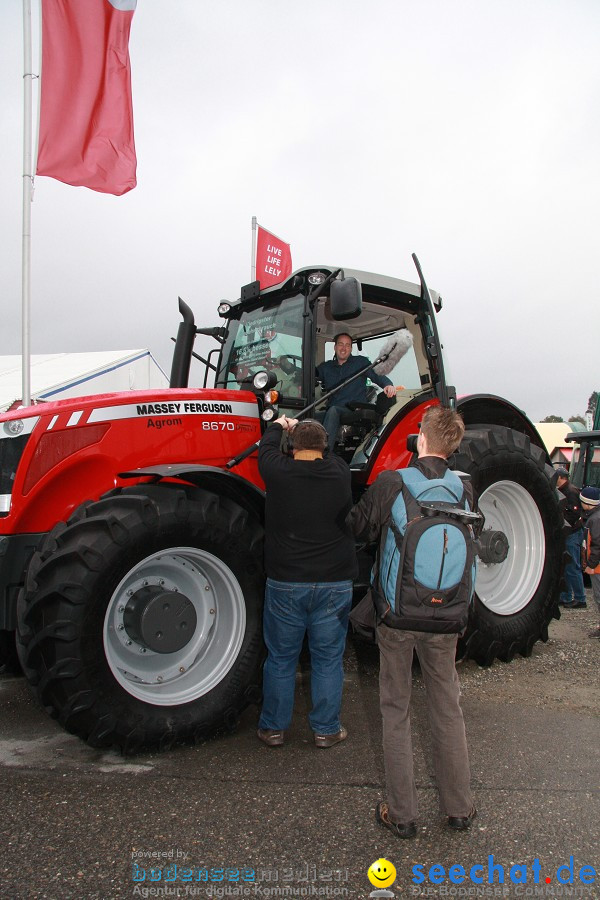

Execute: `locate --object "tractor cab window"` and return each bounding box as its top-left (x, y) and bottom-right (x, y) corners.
top-left (216, 295), bottom-right (305, 400)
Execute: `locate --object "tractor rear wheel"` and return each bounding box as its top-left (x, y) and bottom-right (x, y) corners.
top-left (16, 484), bottom-right (264, 752)
top-left (451, 426), bottom-right (563, 665)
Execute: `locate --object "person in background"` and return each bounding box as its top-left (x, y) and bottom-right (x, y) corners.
top-left (580, 486), bottom-right (600, 638)
top-left (256, 416), bottom-right (357, 748)
top-left (556, 466), bottom-right (586, 609)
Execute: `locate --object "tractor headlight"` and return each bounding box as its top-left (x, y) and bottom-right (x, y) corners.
top-left (261, 407), bottom-right (276, 422)
top-left (4, 419), bottom-right (24, 436)
top-left (252, 370), bottom-right (277, 391)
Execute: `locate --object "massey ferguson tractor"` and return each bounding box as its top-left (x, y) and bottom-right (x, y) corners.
top-left (0, 256), bottom-right (563, 752)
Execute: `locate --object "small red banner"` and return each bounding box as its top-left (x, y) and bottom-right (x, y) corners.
top-left (256, 225), bottom-right (292, 289)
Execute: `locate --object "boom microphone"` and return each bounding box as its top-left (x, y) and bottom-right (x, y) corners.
top-left (373, 329), bottom-right (413, 376)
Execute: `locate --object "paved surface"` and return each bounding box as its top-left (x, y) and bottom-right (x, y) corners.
top-left (0, 597), bottom-right (599, 899)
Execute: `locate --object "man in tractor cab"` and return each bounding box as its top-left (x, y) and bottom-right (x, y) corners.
top-left (316, 332), bottom-right (396, 451)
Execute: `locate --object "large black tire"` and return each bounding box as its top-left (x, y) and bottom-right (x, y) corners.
top-left (451, 426), bottom-right (563, 666)
top-left (16, 484), bottom-right (264, 752)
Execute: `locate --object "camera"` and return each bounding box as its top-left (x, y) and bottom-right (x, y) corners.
top-left (406, 433), bottom-right (419, 454)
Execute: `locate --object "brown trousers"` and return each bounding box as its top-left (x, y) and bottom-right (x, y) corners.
top-left (377, 624), bottom-right (473, 823)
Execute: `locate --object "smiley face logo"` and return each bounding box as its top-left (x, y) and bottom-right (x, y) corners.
top-left (367, 858), bottom-right (397, 888)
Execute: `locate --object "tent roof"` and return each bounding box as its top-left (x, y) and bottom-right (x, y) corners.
top-left (0, 350), bottom-right (167, 411)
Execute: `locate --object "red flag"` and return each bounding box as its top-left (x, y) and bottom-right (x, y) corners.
top-left (36, 0), bottom-right (137, 196)
top-left (256, 225), bottom-right (292, 289)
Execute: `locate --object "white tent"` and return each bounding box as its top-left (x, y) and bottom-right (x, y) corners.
top-left (0, 350), bottom-right (169, 412)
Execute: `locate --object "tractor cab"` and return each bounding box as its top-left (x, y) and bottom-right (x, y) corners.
top-left (213, 262), bottom-right (453, 463)
top-left (566, 430), bottom-right (600, 489)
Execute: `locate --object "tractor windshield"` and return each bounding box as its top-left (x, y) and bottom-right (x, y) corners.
top-left (216, 295), bottom-right (305, 402)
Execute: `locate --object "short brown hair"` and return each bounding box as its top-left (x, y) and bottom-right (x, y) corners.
top-left (291, 419), bottom-right (328, 452)
top-left (334, 332), bottom-right (352, 346)
top-left (421, 406), bottom-right (465, 457)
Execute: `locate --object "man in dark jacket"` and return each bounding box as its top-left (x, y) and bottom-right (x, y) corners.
top-left (580, 486), bottom-right (600, 638)
top-left (256, 416), bottom-right (358, 748)
top-left (556, 467), bottom-right (586, 608)
top-left (316, 333), bottom-right (396, 450)
top-left (347, 406), bottom-right (476, 838)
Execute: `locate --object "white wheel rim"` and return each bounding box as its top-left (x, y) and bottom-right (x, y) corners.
top-left (103, 547), bottom-right (246, 706)
top-left (475, 480), bottom-right (545, 615)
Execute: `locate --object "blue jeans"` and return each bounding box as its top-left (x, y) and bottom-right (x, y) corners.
top-left (258, 578), bottom-right (353, 735)
top-left (321, 405), bottom-right (345, 451)
top-left (560, 529), bottom-right (585, 604)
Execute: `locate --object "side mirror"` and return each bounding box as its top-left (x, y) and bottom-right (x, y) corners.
top-left (330, 276), bottom-right (362, 320)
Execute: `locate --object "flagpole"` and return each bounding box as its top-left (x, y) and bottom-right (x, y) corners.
top-left (251, 216), bottom-right (257, 281)
top-left (22, 0), bottom-right (34, 407)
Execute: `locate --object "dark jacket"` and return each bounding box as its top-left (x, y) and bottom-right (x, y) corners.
top-left (347, 457), bottom-right (475, 545)
top-left (316, 355), bottom-right (392, 408)
top-left (258, 423), bottom-right (358, 583)
top-left (583, 506), bottom-right (600, 571)
top-left (558, 480), bottom-right (583, 532)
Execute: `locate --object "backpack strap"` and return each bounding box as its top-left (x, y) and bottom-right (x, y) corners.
top-left (401, 466), bottom-right (464, 505)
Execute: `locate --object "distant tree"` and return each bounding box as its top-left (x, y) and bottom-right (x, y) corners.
top-left (568, 415), bottom-right (585, 425)
top-left (541, 415), bottom-right (563, 423)
top-left (588, 391), bottom-right (598, 416)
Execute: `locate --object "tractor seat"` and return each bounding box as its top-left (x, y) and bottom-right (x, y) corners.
top-left (339, 391), bottom-right (396, 425)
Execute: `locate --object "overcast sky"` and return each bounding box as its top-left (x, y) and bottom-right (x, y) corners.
top-left (1, 0), bottom-right (598, 422)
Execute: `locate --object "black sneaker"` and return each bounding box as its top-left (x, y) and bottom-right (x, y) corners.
top-left (375, 801), bottom-right (417, 839)
top-left (447, 807), bottom-right (477, 830)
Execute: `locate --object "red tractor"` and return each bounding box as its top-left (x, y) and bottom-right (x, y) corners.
top-left (0, 257), bottom-right (563, 751)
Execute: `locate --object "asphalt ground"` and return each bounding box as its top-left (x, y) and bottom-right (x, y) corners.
top-left (0, 594), bottom-right (598, 900)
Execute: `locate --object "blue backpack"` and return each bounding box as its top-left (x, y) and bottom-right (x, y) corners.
top-left (375, 468), bottom-right (480, 634)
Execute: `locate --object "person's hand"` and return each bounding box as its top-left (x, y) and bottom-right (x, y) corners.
top-left (383, 385), bottom-right (396, 398)
top-left (274, 415), bottom-right (298, 431)
top-left (584, 566), bottom-right (595, 575)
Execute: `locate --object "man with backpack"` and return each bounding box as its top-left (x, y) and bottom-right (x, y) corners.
top-left (347, 406), bottom-right (478, 838)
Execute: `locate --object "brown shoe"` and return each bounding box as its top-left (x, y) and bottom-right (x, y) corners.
top-left (375, 801), bottom-right (417, 839)
top-left (257, 728), bottom-right (284, 747)
top-left (314, 726), bottom-right (347, 748)
top-left (447, 806), bottom-right (477, 830)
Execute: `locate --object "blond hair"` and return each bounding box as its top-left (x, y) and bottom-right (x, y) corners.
top-left (421, 406), bottom-right (465, 457)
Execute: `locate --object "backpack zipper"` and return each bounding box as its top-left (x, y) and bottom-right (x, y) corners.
top-left (437, 527), bottom-right (448, 589)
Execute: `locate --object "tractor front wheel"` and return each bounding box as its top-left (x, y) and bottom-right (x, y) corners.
top-left (16, 484), bottom-right (264, 752)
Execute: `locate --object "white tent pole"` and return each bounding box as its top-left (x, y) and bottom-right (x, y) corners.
top-left (22, 0), bottom-right (34, 407)
top-left (251, 215), bottom-right (257, 282)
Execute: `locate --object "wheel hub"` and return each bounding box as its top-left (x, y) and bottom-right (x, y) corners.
top-left (477, 529), bottom-right (510, 565)
top-left (123, 585), bottom-right (197, 653)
